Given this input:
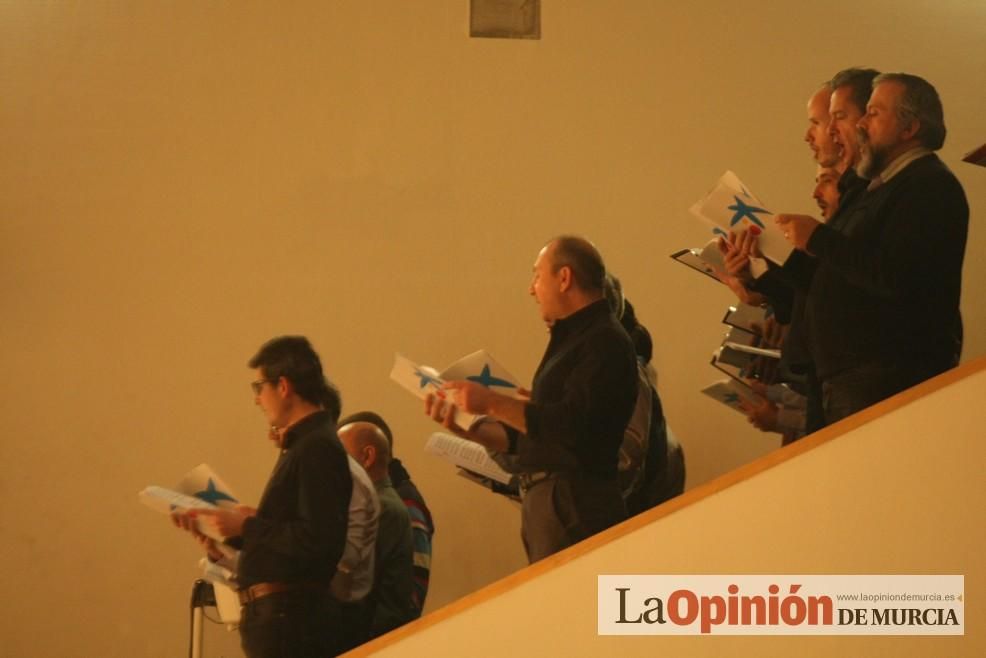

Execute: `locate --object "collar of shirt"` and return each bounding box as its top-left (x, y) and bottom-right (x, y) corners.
top-left (549, 298), bottom-right (612, 341)
top-left (280, 409), bottom-right (331, 451)
top-left (868, 146), bottom-right (933, 190)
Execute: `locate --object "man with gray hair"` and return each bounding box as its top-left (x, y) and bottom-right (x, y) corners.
top-left (827, 67), bottom-right (881, 177)
top-left (425, 235), bottom-right (638, 562)
top-left (776, 72), bottom-right (969, 425)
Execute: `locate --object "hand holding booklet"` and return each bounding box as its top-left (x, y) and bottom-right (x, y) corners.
top-left (689, 170), bottom-right (794, 265)
top-left (390, 349), bottom-right (521, 428)
top-left (139, 463), bottom-right (241, 545)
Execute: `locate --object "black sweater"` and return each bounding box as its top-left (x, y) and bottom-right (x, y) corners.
top-left (802, 154), bottom-right (968, 380)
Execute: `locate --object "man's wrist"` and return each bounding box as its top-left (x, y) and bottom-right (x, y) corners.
top-left (487, 392), bottom-right (521, 420)
top-left (485, 391), bottom-right (504, 417)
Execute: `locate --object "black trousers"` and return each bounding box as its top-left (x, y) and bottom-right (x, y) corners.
top-left (820, 361), bottom-right (943, 427)
top-left (239, 589), bottom-right (341, 658)
top-left (335, 598), bottom-right (372, 654)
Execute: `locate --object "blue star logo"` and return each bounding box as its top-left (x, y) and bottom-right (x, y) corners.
top-left (414, 368), bottom-right (443, 389)
top-left (466, 364), bottom-right (516, 389)
top-left (727, 196), bottom-right (770, 229)
top-left (194, 479), bottom-right (238, 506)
top-left (723, 392), bottom-right (740, 405)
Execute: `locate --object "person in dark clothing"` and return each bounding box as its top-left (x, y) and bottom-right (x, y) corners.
top-left (622, 315), bottom-right (684, 515)
top-left (776, 73), bottom-right (968, 425)
top-left (725, 69), bottom-right (881, 433)
top-left (601, 276), bottom-right (683, 515)
top-left (338, 410), bottom-right (435, 618)
top-left (725, 165), bottom-right (843, 441)
top-left (173, 336), bottom-right (352, 658)
top-left (425, 236), bottom-right (638, 562)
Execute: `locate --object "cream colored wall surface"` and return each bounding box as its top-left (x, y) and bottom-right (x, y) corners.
top-left (1, 1), bottom-right (983, 656)
top-left (371, 365), bottom-right (986, 657)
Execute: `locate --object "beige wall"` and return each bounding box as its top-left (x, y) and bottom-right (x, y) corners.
top-left (0, 2), bottom-right (983, 656)
top-left (367, 361), bottom-right (986, 657)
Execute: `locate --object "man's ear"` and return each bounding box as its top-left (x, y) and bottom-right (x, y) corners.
top-left (275, 376), bottom-right (292, 399)
top-left (363, 445), bottom-right (377, 470)
top-left (557, 265), bottom-right (573, 293)
top-left (901, 117), bottom-right (921, 143)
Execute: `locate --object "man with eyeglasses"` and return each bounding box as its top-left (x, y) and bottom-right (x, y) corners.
top-left (174, 335), bottom-right (352, 657)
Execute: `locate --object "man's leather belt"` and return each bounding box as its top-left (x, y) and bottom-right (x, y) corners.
top-left (517, 471), bottom-right (553, 492)
top-left (238, 581), bottom-right (325, 605)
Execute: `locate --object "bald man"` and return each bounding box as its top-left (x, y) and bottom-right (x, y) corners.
top-left (805, 83), bottom-right (840, 168)
top-left (426, 235), bottom-right (638, 562)
top-left (339, 410), bottom-right (434, 619)
top-left (338, 422), bottom-right (415, 642)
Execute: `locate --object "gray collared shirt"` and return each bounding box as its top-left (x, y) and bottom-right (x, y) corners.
top-left (867, 146), bottom-right (933, 190)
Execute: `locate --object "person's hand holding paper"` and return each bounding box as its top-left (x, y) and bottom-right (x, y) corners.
top-left (775, 213), bottom-right (822, 252)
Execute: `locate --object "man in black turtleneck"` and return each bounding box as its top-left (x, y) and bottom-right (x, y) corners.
top-left (425, 235), bottom-right (638, 563)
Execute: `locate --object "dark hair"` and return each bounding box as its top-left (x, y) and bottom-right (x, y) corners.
top-left (338, 410), bottom-right (393, 449)
top-left (602, 274), bottom-right (652, 363)
top-left (628, 323), bottom-right (653, 365)
top-left (829, 67), bottom-right (881, 114)
top-left (602, 273), bottom-right (625, 319)
top-left (550, 235), bottom-right (606, 293)
top-left (620, 299), bottom-right (653, 364)
top-left (248, 336), bottom-right (337, 409)
top-left (320, 378), bottom-right (342, 423)
top-left (873, 72), bottom-right (946, 150)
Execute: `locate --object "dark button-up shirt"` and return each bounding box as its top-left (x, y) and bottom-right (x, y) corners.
top-left (369, 477), bottom-right (415, 637)
top-left (509, 298), bottom-right (638, 480)
top-left (236, 410), bottom-right (352, 589)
